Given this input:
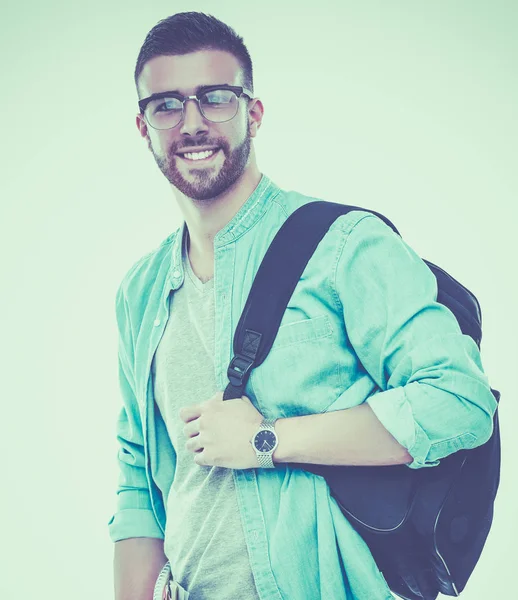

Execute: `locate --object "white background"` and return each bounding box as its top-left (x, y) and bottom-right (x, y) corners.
top-left (1, 1), bottom-right (516, 598)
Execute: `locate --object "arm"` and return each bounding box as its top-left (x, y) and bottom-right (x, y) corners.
top-left (114, 538), bottom-right (168, 600)
top-left (109, 285), bottom-right (167, 594)
top-left (181, 216), bottom-right (496, 471)
top-left (341, 215), bottom-right (496, 467)
top-left (275, 214), bottom-right (496, 469)
top-left (273, 402), bottom-right (412, 465)
top-left (181, 392), bottom-right (411, 468)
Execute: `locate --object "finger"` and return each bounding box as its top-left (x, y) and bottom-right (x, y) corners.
top-left (193, 451), bottom-right (209, 466)
top-left (186, 435), bottom-right (203, 453)
top-left (184, 419), bottom-right (200, 438)
top-left (179, 404), bottom-right (202, 423)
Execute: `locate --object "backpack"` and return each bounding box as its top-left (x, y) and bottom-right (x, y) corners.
top-left (223, 201), bottom-right (501, 600)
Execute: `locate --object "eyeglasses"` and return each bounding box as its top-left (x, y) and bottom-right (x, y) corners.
top-left (138, 85), bottom-right (254, 130)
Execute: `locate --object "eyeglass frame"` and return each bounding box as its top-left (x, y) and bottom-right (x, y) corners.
top-left (137, 84), bottom-right (254, 129)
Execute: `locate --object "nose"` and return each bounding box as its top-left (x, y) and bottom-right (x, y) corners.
top-left (179, 98), bottom-right (209, 137)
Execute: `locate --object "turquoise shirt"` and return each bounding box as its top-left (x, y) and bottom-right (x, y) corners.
top-left (108, 174), bottom-right (496, 600)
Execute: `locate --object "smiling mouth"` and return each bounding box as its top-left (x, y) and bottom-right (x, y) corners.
top-left (177, 148), bottom-right (221, 163)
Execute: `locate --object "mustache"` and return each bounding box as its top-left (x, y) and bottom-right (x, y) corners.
top-left (171, 139), bottom-right (227, 153)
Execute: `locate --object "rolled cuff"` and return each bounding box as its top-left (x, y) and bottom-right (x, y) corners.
top-left (366, 386), bottom-right (438, 469)
top-left (108, 508), bottom-right (164, 542)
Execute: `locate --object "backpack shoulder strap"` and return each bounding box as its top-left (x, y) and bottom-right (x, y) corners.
top-left (223, 201), bottom-right (398, 400)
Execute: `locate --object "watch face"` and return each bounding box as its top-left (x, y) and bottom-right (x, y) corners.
top-left (254, 430), bottom-right (277, 453)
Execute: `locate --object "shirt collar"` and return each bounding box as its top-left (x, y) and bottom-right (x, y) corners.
top-left (169, 173), bottom-right (280, 288)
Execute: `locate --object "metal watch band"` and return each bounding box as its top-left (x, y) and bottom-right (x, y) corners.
top-left (257, 452), bottom-right (275, 468)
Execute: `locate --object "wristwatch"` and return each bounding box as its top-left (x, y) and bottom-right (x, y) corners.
top-left (251, 419), bottom-right (278, 468)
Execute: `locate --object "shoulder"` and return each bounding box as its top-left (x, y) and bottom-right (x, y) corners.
top-left (270, 185), bottom-right (388, 226)
top-left (269, 187), bottom-right (325, 218)
top-left (270, 188), bottom-right (396, 241)
top-left (116, 228), bottom-right (180, 310)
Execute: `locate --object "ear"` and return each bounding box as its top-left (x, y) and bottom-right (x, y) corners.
top-left (136, 113), bottom-right (152, 151)
top-left (248, 98), bottom-right (264, 138)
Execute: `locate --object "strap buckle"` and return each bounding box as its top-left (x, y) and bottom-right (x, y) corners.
top-left (227, 354), bottom-right (255, 388)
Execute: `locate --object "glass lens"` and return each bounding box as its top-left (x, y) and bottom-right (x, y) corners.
top-left (199, 90), bottom-right (238, 123)
top-left (145, 96), bottom-right (183, 129)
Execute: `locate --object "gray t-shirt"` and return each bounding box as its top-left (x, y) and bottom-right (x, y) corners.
top-left (151, 236), bottom-right (260, 600)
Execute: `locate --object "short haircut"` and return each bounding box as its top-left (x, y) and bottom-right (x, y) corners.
top-left (134, 12), bottom-right (254, 95)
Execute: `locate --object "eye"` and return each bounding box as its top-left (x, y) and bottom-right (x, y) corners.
top-left (201, 90), bottom-right (235, 106)
top-left (152, 97), bottom-right (182, 113)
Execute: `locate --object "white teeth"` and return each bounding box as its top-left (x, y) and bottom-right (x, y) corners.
top-left (182, 149), bottom-right (216, 161)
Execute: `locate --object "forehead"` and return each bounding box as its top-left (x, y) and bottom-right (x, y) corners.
top-left (138, 50), bottom-right (243, 98)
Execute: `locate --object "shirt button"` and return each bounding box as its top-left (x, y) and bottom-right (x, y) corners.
top-left (173, 269), bottom-right (181, 278)
top-left (154, 319), bottom-right (161, 327)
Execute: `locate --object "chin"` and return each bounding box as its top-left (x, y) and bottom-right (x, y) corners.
top-left (171, 177), bottom-right (226, 202)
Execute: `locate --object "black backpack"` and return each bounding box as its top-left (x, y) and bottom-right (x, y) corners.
top-left (223, 202), bottom-right (501, 600)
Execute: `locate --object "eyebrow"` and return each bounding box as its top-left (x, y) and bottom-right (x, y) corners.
top-left (141, 84), bottom-right (231, 102)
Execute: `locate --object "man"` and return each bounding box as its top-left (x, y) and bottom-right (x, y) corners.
top-left (109, 12), bottom-right (497, 600)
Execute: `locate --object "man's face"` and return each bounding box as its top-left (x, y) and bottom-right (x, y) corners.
top-left (136, 50), bottom-right (257, 201)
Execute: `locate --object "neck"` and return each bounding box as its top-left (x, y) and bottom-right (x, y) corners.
top-left (174, 162), bottom-right (262, 262)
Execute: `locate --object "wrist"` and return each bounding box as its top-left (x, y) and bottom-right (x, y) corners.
top-left (272, 417), bottom-right (296, 463)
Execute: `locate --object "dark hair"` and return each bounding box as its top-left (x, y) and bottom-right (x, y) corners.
top-left (134, 12), bottom-right (254, 95)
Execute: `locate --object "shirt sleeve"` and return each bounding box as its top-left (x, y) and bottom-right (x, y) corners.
top-left (334, 213), bottom-right (497, 469)
top-left (107, 284), bottom-right (164, 542)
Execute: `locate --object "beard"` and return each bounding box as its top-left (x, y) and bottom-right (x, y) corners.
top-left (151, 130), bottom-right (251, 201)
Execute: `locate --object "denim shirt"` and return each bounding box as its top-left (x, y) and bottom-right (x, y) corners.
top-left (108, 174), bottom-right (496, 600)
